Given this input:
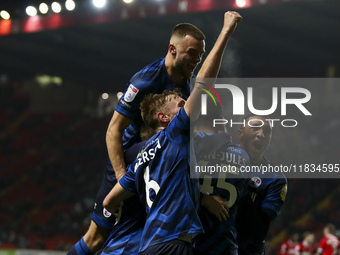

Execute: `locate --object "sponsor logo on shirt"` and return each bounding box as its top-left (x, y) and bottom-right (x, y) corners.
top-left (124, 84), bottom-right (139, 102)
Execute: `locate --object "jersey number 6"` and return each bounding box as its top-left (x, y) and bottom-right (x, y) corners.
top-left (144, 166), bottom-right (160, 208)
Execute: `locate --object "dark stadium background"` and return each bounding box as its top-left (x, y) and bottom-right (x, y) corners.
top-left (1, 0), bottom-right (339, 254)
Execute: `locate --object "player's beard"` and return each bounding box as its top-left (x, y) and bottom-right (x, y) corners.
top-left (175, 58), bottom-right (196, 79)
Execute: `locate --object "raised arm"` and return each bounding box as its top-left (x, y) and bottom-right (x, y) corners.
top-left (184, 11), bottom-right (242, 120)
top-left (103, 182), bottom-right (134, 213)
top-left (106, 111), bottom-right (132, 181)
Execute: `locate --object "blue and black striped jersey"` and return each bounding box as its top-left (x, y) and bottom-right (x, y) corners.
top-left (99, 141), bottom-right (147, 255)
top-left (235, 158), bottom-right (288, 255)
top-left (115, 58), bottom-right (191, 150)
top-left (120, 107), bottom-right (203, 252)
top-left (193, 132), bottom-right (250, 255)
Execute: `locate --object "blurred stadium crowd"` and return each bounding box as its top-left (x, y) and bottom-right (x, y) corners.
top-left (0, 79), bottom-right (110, 250)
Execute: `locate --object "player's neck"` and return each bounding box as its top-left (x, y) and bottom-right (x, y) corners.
top-left (155, 123), bottom-right (167, 133)
top-left (250, 157), bottom-right (264, 165)
top-left (165, 54), bottom-right (187, 86)
top-left (196, 126), bottom-right (220, 134)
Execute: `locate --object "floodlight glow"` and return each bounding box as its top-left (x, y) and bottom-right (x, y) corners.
top-left (0, 10), bottom-right (10, 20)
top-left (39, 3), bottom-right (49, 14)
top-left (123, 0), bottom-right (134, 3)
top-left (51, 76), bottom-right (62, 85)
top-left (26, 6), bottom-right (38, 16)
top-left (65, 0), bottom-right (76, 11)
top-left (102, 93), bottom-right (109, 100)
top-left (235, 0), bottom-right (246, 8)
top-left (93, 0), bottom-right (107, 8)
top-left (117, 92), bottom-right (123, 100)
top-left (51, 2), bottom-right (62, 13)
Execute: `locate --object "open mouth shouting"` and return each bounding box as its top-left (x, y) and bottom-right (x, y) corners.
top-left (253, 141), bottom-right (263, 152)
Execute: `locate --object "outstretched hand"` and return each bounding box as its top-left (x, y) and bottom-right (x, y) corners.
top-left (201, 194), bottom-right (230, 222)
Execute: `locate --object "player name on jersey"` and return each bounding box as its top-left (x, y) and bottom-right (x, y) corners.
top-left (199, 148), bottom-right (248, 165)
top-left (196, 146), bottom-right (248, 176)
top-left (134, 139), bottom-right (162, 172)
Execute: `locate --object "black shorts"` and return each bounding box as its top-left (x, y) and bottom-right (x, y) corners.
top-left (91, 161), bottom-right (117, 229)
top-left (91, 141), bottom-right (147, 229)
top-left (139, 239), bottom-right (193, 255)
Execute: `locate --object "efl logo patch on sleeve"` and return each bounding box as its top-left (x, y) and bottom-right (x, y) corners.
top-left (103, 208), bottom-right (112, 218)
top-left (124, 84), bottom-right (139, 102)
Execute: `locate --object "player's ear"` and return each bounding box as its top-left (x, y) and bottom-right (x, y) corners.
top-left (169, 44), bottom-right (176, 55)
top-left (157, 112), bottom-right (171, 123)
top-left (237, 129), bottom-right (244, 140)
